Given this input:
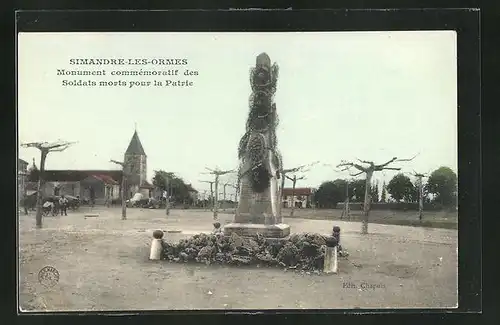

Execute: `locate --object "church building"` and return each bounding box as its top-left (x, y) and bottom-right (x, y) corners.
top-left (123, 130), bottom-right (154, 198)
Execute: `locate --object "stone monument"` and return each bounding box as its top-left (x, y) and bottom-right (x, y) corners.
top-left (224, 53), bottom-right (291, 238)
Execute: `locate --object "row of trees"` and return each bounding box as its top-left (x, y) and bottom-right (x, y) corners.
top-left (314, 166), bottom-right (457, 208)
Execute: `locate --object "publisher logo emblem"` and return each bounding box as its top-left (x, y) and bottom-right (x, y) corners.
top-left (38, 266), bottom-right (59, 288)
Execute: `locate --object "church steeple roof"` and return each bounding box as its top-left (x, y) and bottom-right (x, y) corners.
top-left (125, 130), bottom-right (146, 156)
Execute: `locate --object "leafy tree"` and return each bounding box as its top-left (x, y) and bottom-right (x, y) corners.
top-left (314, 179), bottom-right (347, 208)
top-left (152, 170), bottom-right (192, 204)
top-left (426, 166), bottom-right (457, 206)
top-left (387, 173), bottom-right (415, 203)
top-left (380, 181), bottom-right (387, 202)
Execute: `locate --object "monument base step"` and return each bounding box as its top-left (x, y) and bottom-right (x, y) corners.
top-left (223, 223), bottom-right (291, 238)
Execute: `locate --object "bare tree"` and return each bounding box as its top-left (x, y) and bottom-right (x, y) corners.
top-left (337, 155), bottom-right (417, 234)
top-left (284, 174), bottom-right (307, 217)
top-left (201, 167), bottom-right (235, 220)
top-left (21, 141), bottom-right (76, 228)
top-left (279, 161), bottom-right (319, 220)
top-left (410, 170), bottom-right (429, 221)
top-left (110, 159), bottom-right (128, 220)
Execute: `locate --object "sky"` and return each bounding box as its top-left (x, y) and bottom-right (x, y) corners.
top-left (18, 31), bottom-right (457, 197)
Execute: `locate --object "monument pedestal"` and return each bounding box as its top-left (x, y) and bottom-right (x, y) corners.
top-left (223, 222), bottom-right (290, 238)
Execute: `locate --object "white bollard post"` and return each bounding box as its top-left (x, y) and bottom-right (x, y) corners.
top-left (323, 245), bottom-right (338, 274)
top-left (149, 230), bottom-right (164, 260)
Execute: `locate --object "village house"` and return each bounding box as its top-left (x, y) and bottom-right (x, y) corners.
top-left (282, 187), bottom-right (316, 208)
top-left (24, 129), bottom-right (154, 205)
top-left (30, 170), bottom-right (122, 204)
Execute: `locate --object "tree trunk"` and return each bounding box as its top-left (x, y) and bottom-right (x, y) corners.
top-left (290, 176), bottom-right (297, 217)
top-left (418, 177), bottom-right (424, 221)
top-left (341, 181), bottom-right (350, 220)
top-left (209, 183), bottom-right (214, 213)
top-left (35, 151), bottom-right (47, 228)
top-left (121, 175), bottom-right (127, 219)
top-left (362, 171), bottom-right (373, 234)
top-left (213, 176), bottom-right (219, 220)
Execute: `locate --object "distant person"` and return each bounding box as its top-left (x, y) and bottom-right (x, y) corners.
top-left (59, 195), bottom-right (68, 216)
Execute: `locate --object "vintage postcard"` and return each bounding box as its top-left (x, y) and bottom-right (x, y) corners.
top-left (18, 30), bottom-right (458, 311)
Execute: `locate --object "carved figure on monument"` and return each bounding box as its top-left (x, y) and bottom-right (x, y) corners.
top-left (224, 53), bottom-right (290, 238)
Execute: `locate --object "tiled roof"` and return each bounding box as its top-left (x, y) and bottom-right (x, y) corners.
top-left (282, 187), bottom-right (314, 196)
top-left (18, 158), bottom-right (29, 166)
top-left (43, 170), bottom-right (123, 182)
top-left (125, 131), bottom-right (146, 156)
top-left (90, 174), bottom-right (119, 185)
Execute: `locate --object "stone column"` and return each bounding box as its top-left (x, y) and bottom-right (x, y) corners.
top-left (223, 52), bottom-right (290, 238)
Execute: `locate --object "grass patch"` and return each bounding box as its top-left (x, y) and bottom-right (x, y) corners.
top-left (285, 213), bottom-right (457, 230)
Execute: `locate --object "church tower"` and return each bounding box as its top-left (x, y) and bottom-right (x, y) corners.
top-left (124, 129), bottom-right (147, 195)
